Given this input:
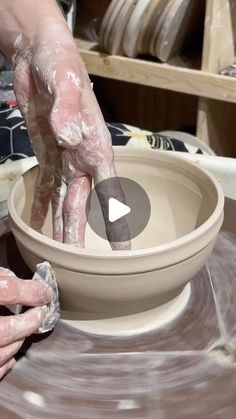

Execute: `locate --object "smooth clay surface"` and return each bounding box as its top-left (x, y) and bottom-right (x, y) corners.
top-left (1, 199), bottom-right (236, 418)
top-left (8, 148), bottom-right (224, 335)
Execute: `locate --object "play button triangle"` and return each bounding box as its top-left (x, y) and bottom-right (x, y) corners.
top-left (108, 198), bottom-right (131, 222)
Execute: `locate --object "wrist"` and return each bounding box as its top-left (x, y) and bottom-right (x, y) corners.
top-left (0, 0), bottom-right (70, 61)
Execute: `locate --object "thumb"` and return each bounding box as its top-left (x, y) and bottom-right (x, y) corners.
top-left (0, 269), bottom-right (53, 306)
top-left (49, 70), bottom-right (83, 148)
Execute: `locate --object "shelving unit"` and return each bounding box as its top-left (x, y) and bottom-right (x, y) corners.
top-left (197, 0), bottom-right (235, 154)
top-left (76, 0), bottom-right (236, 156)
top-left (76, 38), bottom-right (236, 103)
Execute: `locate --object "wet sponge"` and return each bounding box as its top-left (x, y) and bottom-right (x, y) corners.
top-left (32, 261), bottom-right (60, 333)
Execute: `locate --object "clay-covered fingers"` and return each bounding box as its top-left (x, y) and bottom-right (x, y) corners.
top-left (52, 180), bottom-right (67, 243)
top-left (0, 358), bottom-right (16, 380)
top-left (0, 271), bottom-right (53, 307)
top-left (14, 59), bottom-right (59, 232)
top-left (79, 81), bottom-right (131, 249)
top-left (94, 175), bottom-right (131, 250)
top-left (27, 114), bottom-right (59, 232)
top-left (0, 339), bottom-right (23, 366)
top-left (49, 85), bottom-right (83, 149)
top-left (0, 306), bottom-right (48, 348)
top-left (62, 174), bottom-right (92, 246)
top-left (0, 270), bottom-right (52, 378)
top-left (30, 165), bottom-right (56, 231)
top-left (46, 55), bottom-right (85, 148)
top-left (31, 43), bottom-right (86, 148)
top-left (79, 78), bottom-right (114, 172)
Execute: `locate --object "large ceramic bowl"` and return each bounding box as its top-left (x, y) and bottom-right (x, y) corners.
top-left (8, 148), bottom-right (224, 335)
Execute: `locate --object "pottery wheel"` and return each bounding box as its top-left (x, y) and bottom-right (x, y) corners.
top-left (61, 282), bottom-right (191, 336)
top-left (0, 198), bottom-right (236, 418)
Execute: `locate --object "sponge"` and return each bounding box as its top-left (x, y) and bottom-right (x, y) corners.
top-left (32, 261), bottom-right (60, 333)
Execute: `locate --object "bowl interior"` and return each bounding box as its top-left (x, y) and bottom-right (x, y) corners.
top-left (16, 152), bottom-right (218, 251)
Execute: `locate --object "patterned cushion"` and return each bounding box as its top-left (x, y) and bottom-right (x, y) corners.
top-left (0, 102), bottom-right (34, 164)
top-left (0, 104), bottom-right (208, 166)
top-left (107, 122), bottom-right (206, 154)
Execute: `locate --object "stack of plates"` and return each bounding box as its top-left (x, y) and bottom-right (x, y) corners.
top-left (99, 0), bottom-right (204, 61)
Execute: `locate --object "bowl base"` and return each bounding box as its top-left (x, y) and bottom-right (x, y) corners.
top-left (61, 283), bottom-right (191, 336)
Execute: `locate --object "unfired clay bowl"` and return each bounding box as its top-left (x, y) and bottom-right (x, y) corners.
top-left (8, 148), bottom-right (224, 335)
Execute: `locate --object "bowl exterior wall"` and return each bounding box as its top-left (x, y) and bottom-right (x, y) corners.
top-left (8, 148), bottom-right (224, 274)
top-left (14, 233), bottom-right (215, 314)
top-left (8, 147), bottom-right (224, 318)
top-left (9, 211), bottom-right (223, 275)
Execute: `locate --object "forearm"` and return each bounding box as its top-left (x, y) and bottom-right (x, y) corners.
top-left (0, 0), bottom-right (72, 60)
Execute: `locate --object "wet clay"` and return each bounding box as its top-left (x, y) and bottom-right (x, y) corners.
top-left (8, 148), bottom-right (224, 335)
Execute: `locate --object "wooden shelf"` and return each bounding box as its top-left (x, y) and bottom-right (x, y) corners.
top-left (76, 38), bottom-right (236, 103)
top-left (75, 0), bottom-right (236, 155)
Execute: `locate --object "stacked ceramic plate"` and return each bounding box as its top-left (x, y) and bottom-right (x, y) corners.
top-left (99, 0), bottom-right (204, 61)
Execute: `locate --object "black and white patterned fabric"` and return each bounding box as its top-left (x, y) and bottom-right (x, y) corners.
top-left (0, 102), bottom-right (34, 164)
top-left (107, 123), bottom-right (206, 154)
top-left (0, 103), bottom-right (209, 165)
top-left (59, 0), bottom-right (77, 33)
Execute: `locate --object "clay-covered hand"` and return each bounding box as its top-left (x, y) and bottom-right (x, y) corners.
top-left (0, 267), bottom-right (53, 379)
top-left (0, 0), bottom-right (130, 249)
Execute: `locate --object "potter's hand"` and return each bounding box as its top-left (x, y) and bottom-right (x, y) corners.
top-left (0, 267), bottom-right (52, 379)
top-left (0, 0), bottom-right (130, 250)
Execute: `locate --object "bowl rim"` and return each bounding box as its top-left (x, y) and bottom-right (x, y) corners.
top-left (8, 148), bottom-right (224, 260)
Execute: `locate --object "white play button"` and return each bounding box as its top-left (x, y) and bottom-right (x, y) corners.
top-left (86, 177), bottom-right (151, 241)
top-left (108, 198), bottom-right (131, 222)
